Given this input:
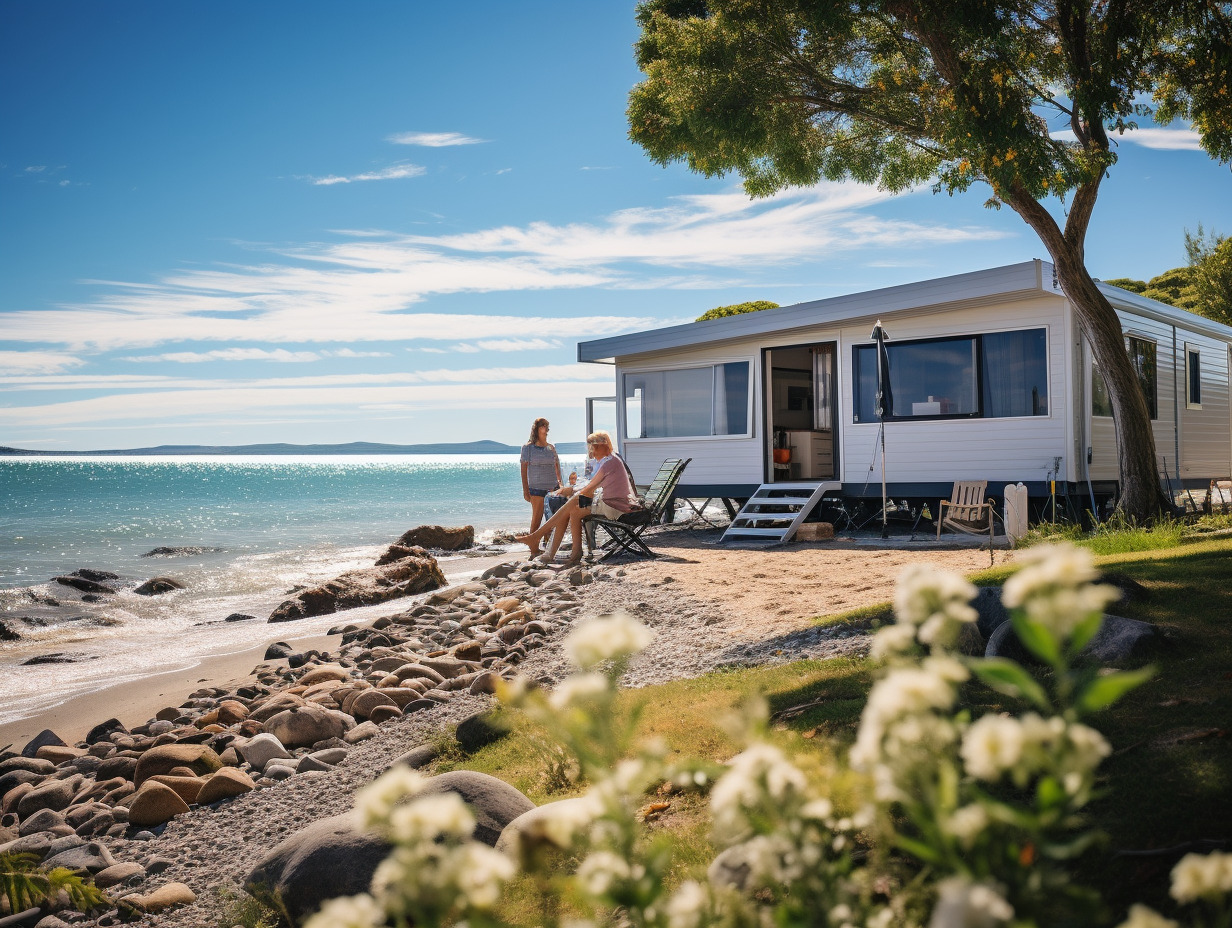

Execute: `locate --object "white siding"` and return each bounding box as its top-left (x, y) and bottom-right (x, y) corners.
top-left (1179, 331), bottom-right (1232, 480)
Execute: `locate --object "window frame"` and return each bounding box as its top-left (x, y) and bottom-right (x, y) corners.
top-left (1090, 335), bottom-right (1159, 421)
top-left (620, 359), bottom-right (755, 442)
top-left (1186, 345), bottom-right (1202, 410)
top-left (851, 326), bottom-right (1051, 424)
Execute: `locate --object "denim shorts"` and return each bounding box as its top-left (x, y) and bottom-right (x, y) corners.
top-left (529, 487), bottom-right (557, 498)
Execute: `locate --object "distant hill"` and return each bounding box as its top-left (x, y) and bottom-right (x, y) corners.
top-left (0, 440), bottom-right (589, 456)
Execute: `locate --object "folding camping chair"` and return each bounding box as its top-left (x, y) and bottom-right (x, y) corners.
top-left (584, 458), bottom-right (690, 561)
top-left (936, 480), bottom-right (995, 544)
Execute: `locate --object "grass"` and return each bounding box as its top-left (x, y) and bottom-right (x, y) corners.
top-left (1021, 511), bottom-right (1232, 556)
top-left (442, 536), bottom-right (1232, 926)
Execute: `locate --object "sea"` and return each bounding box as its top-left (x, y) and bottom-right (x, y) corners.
top-left (0, 455), bottom-right (585, 729)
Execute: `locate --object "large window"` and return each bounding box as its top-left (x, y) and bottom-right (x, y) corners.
top-left (853, 328), bottom-right (1048, 422)
top-left (623, 361), bottom-right (750, 439)
top-left (1091, 336), bottom-right (1158, 419)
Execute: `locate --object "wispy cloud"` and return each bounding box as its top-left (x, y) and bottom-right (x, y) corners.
top-left (328, 348), bottom-right (391, 358)
top-left (0, 350), bottom-right (84, 375)
top-left (471, 338), bottom-right (562, 352)
top-left (387, 131), bottom-right (486, 147)
top-left (307, 163), bottom-right (426, 185)
top-left (1118, 127), bottom-right (1204, 151)
top-left (121, 348), bottom-right (323, 363)
top-left (1, 183), bottom-right (1004, 352)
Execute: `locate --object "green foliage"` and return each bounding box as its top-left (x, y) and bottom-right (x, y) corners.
top-left (0, 851), bottom-right (109, 916)
top-left (1102, 278), bottom-right (1147, 294)
top-left (695, 300), bottom-right (779, 322)
top-left (629, 1), bottom-right (1232, 205)
top-left (1108, 225), bottom-right (1232, 325)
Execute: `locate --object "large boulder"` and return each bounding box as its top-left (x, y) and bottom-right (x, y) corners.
top-left (197, 767), bottom-right (256, 804)
top-left (133, 577), bottom-right (184, 596)
top-left (236, 733), bottom-right (291, 771)
top-left (20, 730), bottom-right (66, 759)
top-left (419, 771), bottom-right (535, 846)
top-left (127, 783), bottom-right (190, 827)
top-left (268, 555), bottom-right (446, 623)
top-left (133, 744), bottom-right (222, 786)
top-left (264, 705), bottom-right (352, 749)
top-left (1080, 615), bottom-right (1158, 665)
top-left (375, 543), bottom-right (431, 566)
top-left (394, 525), bottom-right (475, 552)
top-left (16, 778), bottom-right (77, 817)
top-left (245, 812), bottom-right (393, 927)
top-left (972, 586), bottom-right (1011, 639)
top-left (496, 797), bottom-right (596, 857)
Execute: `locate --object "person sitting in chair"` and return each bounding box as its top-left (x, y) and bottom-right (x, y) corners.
top-left (515, 430), bottom-right (634, 565)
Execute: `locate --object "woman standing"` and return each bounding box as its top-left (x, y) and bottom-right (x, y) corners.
top-left (520, 417), bottom-right (562, 534)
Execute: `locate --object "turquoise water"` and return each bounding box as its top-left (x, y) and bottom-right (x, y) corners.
top-left (0, 455), bottom-right (582, 587)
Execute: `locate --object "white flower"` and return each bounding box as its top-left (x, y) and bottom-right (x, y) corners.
top-left (1171, 850), bottom-right (1232, 903)
top-left (800, 798), bottom-right (835, 822)
top-left (548, 672), bottom-right (610, 710)
top-left (871, 622), bottom-right (917, 659)
top-left (710, 743), bottom-right (807, 838)
top-left (1002, 543), bottom-right (1119, 640)
top-left (1116, 904), bottom-right (1180, 928)
top-left (353, 766), bottom-right (427, 829)
top-left (1063, 722), bottom-right (1112, 776)
top-left (513, 795), bottom-right (601, 853)
top-left (455, 843), bottom-right (516, 909)
top-left (576, 850), bottom-right (633, 897)
top-left (929, 877), bottom-right (1014, 927)
top-left (302, 893), bottom-right (383, 928)
top-left (851, 666), bottom-right (957, 770)
top-left (666, 880), bottom-right (710, 928)
top-left (388, 792), bottom-right (475, 844)
top-left (867, 908), bottom-right (896, 928)
top-left (895, 565), bottom-right (978, 649)
top-left (946, 804), bottom-right (990, 849)
top-left (563, 612), bottom-right (655, 668)
top-left (960, 714), bottom-right (1026, 782)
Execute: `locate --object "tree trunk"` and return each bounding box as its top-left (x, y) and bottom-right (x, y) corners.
top-left (1006, 190), bottom-right (1170, 522)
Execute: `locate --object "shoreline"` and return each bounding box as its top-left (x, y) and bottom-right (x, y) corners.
top-left (0, 550), bottom-right (513, 754)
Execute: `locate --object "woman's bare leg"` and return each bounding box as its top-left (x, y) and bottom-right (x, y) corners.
top-left (529, 495), bottom-right (546, 533)
top-left (516, 496), bottom-right (578, 554)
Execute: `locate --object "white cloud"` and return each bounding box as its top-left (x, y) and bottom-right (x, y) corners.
top-left (121, 348), bottom-right (322, 363)
top-left (0, 182), bottom-right (1004, 353)
top-left (0, 350), bottom-right (85, 375)
top-left (25, 165), bottom-right (46, 173)
top-left (472, 338), bottom-right (562, 351)
top-left (1118, 127), bottom-right (1204, 150)
top-left (308, 163), bottom-right (426, 185)
top-left (326, 348), bottom-right (391, 358)
top-left (387, 131), bottom-right (486, 147)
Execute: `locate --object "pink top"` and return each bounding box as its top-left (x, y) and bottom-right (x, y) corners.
top-left (588, 455), bottom-right (635, 513)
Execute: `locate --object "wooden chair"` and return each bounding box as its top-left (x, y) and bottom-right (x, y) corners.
top-left (584, 458), bottom-right (690, 561)
top-left (1208, 478), bottom-right (1232, 515)
top-left (936, 480), bottom-right (994, 543)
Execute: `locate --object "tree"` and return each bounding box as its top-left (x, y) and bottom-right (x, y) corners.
top-left (696, 299), bottom-right (779, 321)
top-left (628, 0), bottom-right (1232, 520)
top-left (1186, 224), bottom-right (1232, 326)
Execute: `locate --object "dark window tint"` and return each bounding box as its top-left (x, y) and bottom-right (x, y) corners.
top-left (982, 329), bottom-right (1048, 416)
top-left (1127, 337), bottom-right (1157, 419)
top-left (1188, 349), bottom-right (1202, 406)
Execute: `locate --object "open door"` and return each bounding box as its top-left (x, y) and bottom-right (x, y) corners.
top-left (765, 343), bottom-right (837, 482)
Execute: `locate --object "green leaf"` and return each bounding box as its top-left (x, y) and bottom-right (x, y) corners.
top-left (1068, 609), bottom-right (1105, 654)
top-left (970, 658), bottom-right (1052, 710)
top-left (1036, 775), bottom-right (1067, 810)
top-left (895, 834), bottom-right (944, 865)
top-left (1077, 666), bottom-right (1156, 713)
top-left (1012, 613), bottom-right (1060, 665)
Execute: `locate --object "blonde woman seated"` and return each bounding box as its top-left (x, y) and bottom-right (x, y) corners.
top-left (515, 430), bottom-right (634, 565)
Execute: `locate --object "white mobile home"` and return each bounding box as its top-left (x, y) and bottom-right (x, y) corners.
top-left (577, 260), bottom-right (1232, 521)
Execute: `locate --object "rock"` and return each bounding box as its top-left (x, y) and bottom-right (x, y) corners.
top-left (133, 744), bottom-right (222, 786)
top-left (95, 755), bottom-right (138, 781)
top-left (343, 722), bottom-right (379, 744)
top-left (85, 719), bottom-right (127, 745)
top-left (0, 770), bottom-right (43, 800)
top-left (245, 812), bottom-right (393, 925)
top-left (296, 665), bottom-right (353, 686)
top-left (147, 774), bottom-right (204, 804)
top-left (34, 746), bottom-right (83, 765)
top-left (793, 521), bottom-right (835, 542)
top-left (268, 556), bottom-right (446, 623)
top-left (453, 640), bottom-right (483, 662)
top-left (249, 692), bottom-right (307, 724)
top-left (984, 618), bottom-right (1036, 665)
top-left (374, 543), bottom-right (431, 566)
top-left (51, 574), bottom-right (115, 594)
top-left (20, 730), bottom-right (66, 759)
top-left (0, 907), bottom-right (42, 927)
top-left (1101, 572), bottom-right (1150, 604)
top-left (0, 620), bottom-right (20, 642)
top-left (197, 767), bottom-right (256, 803)
top-left (264, 706), bottom-right (352, 749)
top-left (1079, 615), bottom-right (1158, 665)
top-left (264, 641), bottom-right (293, 660)
top-left (455, 711), bottom-right (511, 754)
top-left (225, 612), bottom-right (257, 622)
top-left (0, 758), bottom-right (54, 776)
top-left (395, 525), bottom-right (475, 551)
top-left (95, 861), bottom-right (146, 888)
top-left (238, 733), bottom-right (292, 770)
top-left (140, 546), bottom-right (221, 558)
top-left (133, 577), bottom-right (184, 596)
top-left (496, 797), bottom-right (597, 856)
top-left (954, 621), bottom-right (987, 657)
top-left (708, 844), bottom-right (756, 891)
top-left (388, 744), bottom-right (438, 770)
top-left (20, 654), bottom-right (78, 666)
top-left (127, 783), bottom-right (191, 827)
top-left (118, 881), bottom-right (196, 915)
top-left (420, 770), bottom-right (536, 846)
top-left (1, 832), bottom-right (54, 857)
top-left (18, 808), bottom-right (66, 836)
top-left (17, 778), bottom-right (77, 817)
top-left (349, 690), bottom-right (398, 721)
top-left (973, 586), bottom-right (1011, 639)
top-left (43, 840), bottom-right (115, 873)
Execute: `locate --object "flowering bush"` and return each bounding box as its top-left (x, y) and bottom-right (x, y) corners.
top-left (306, 545), bottom-right (1231, 928)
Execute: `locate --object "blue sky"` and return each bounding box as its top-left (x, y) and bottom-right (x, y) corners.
top-left (2, 1), bottom-right (1228, 450)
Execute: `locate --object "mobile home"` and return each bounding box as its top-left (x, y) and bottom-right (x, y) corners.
top-left (577, 260), bottom-right (1232, 525)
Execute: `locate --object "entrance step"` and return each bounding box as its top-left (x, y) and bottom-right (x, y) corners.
top-left (720, 481), bottom-right (840, 545)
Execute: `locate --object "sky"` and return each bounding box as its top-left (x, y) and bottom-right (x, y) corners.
top-left (2, 2), bottom-right (1229, 451)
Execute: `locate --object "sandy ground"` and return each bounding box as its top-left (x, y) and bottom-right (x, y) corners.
top-left (609, 525), bottom-right (1011, 640)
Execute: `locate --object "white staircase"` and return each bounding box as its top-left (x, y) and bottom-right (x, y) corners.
top-left (720, 481), bottom-right (840, 544)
